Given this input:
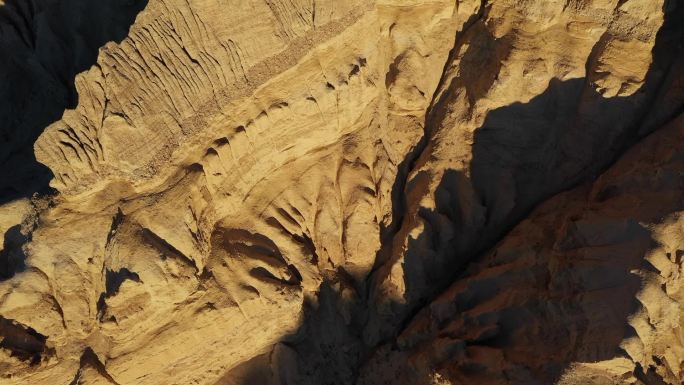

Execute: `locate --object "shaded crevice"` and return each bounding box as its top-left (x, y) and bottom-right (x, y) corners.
top-left (360, 0), bottom-right (493, 350)
top-left (219, 228), bottom-right (303, 286)
top-left (104, 268), bottom-right (141, 297)
top-left (634, 363), bottom-right (669, 385)
top-left (105, 208), bottom-right (126, 247)
top-left (141, 227), bottom-right (198, 271)
top-left (68, 347), bottom-right (120, 385)
top-left (367, 0), bottom-right (489, 282)
top-left (0, 316), bottom-right (52, 365)
top-left (97, 268), bottom-right (141, 321)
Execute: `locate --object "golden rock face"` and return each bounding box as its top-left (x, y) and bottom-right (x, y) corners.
top-left (1, 1), bottom-right (683, 384)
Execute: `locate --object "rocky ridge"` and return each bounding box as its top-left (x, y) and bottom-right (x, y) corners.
top-left (1, 0), bottom-right (684, 384)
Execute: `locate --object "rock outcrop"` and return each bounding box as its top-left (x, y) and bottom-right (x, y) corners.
top-left (1, 0), bottom-right (683, 384)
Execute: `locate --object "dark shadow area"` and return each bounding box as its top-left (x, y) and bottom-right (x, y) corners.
top-left (375, 108), bottom-right (684, 383)
top-left (350, 1), bottom-right (684, 384)
top-left (348, 2), bottom-right (684, 384)
top-left (213, 341), bottom-right (301, 385)
top-left (214, 351), bottom-right (275, 385)
top-left (96, 267), bottom-right (141, 321)
top-left (223, 278), bottom-right (367, 385)
top-left (104, 267), bottom-right (141, 297)
top-left (635, 362), bottom-right (670, 385)
top-left (357, 95), bottom-right (684, 385)
top-left (374, 209), bottom-right (668, 384)
top-left (0, 224), bottom-right (28, 280)
top-left (382, 0), bottom-right (684, 349)
top-left (283, 280), bottom-right (366, 385)
top-left (0, 0), bottom-right (148, 204)
top-left (68, 346), bottom-right (119, 385)
top-left (207, 223), bottom-right (367, 385)
top-left (0, 315), bottom-right (52, 365)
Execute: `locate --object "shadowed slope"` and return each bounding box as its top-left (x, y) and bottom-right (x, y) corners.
top-left (0, 0), bottom-right (148, 203)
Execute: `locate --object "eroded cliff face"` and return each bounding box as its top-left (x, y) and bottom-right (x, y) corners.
top-left (1, 0), bottom-right (683, 384)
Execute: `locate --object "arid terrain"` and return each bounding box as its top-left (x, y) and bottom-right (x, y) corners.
top-left (1, 0), bottom-right (684, 384)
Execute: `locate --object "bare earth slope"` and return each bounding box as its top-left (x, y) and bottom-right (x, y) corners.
top-left (1, 1), bottom-right (684, 384)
